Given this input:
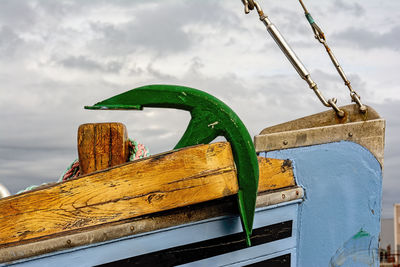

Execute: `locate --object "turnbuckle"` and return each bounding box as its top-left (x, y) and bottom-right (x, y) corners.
top-left (241, 0), bottom-right (345, 117)
top-left (298, 0), bottom-right (367, 114)
top-left (241, 0), bottom-right (255, 13)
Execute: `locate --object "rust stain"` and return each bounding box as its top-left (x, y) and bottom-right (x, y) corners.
top-left (335, 109), bottom-right (349, 124)
top-left (281, 159), bottom-right (292, 173)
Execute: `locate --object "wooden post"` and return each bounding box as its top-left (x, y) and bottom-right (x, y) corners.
top-left (77, 123), bottom-right (129, 175)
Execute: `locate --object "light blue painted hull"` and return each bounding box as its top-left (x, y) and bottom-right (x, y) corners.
top-left (263, 141), bottom-right (382, 266)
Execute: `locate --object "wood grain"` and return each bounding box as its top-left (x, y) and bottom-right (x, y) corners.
top-left (0, 142), bottom-right (295, 247)
top-left (258, 157), bottom-right (295, 192)
top-left (78, 123), bottom-right (129, 175)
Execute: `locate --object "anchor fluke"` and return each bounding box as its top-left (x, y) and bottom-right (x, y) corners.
top-left (86, 85), bottom-right (259, 246)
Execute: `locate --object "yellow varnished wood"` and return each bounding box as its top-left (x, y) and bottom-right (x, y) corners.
top-left (0, 142), bottom-right (237, 246)
top-left (258, 157), bottom-right (295, 192)
top-left (0, 142), bottom-right (295, 247)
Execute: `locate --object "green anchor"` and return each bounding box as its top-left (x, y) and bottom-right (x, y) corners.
top-left (85, 84), bottom-right (259, 246)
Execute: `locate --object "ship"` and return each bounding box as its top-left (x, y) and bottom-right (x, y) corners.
top-left (0, 1), bottom-right (384, 266)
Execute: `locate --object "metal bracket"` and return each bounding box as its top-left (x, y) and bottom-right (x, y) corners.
top-left (85, 84), bottom-right (259, 246)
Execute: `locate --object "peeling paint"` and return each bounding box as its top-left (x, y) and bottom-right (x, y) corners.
top-left (330, 229), bottom-right (377, 267)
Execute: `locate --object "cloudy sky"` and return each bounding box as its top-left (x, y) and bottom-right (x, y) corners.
top-left (0, 0), bottom-right (399, 218)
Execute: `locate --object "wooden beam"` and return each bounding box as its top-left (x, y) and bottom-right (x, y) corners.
top-left (0, 142), bottom-right (295, 248)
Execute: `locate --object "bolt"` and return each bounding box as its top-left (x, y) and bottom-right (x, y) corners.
top-left (130, 226), bottom-right (135, 231)
top-left (66, 239), bottom-right (71, 245)
top-left (282, 193), bottom-right (286, 199)
top-left (348, 132), bottom-right (353, 138)
top-left (283, 140), bottom-right (288, 145)
top-left (296, 190), bottom-right (299, 196)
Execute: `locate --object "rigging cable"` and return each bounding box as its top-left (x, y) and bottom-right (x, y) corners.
top-left (298, 0), bottom-right (367, 113)
top-left (241, 0), bottom-right (345, 117)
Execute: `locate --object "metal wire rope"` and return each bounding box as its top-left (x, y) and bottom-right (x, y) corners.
top-left (241, 0), bottom-right (366, 117)
top-left (298, 0), bottom-right (367, 113)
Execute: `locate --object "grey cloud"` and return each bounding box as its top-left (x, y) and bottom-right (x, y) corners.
top-left (0, 1), bottom-right (36, 29)
top-left (89, 19), bottom-right (190, 55)
top-left (146, 63), bottom-right (175, 80)
top-left (332, 0), bottom-right (365, 17)
top-left (58, 56), bottom-right (104, 71)
top-left (188, 57), bottom-right (205, 74)
top-left (311, 69), bottom-right (367, 98)
top-left (89, 1), bottom-right (241, 56)
top-left (0, 140), bottom-right (77, 194)
top-left (333, 26), bottom-right (400, 51)
top-left (257, 68), bottom-right (369, 109)
top-left (0, 26), bottom-right (24, 58)
top-left (26, 0), bottom-right (148, 24)
top-left (159, 60), bottom-right (323, 136)
top-left (57, 55), bottom-right (124, 73)
top-left (129, 127), bottom-right (170, 138)
top-left (268, 6), bottom-right (310, 37)
top-left (107, 61), bottom-right (124, 73)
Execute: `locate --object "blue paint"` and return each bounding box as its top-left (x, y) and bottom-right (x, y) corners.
top-left (4, 202), bottom-right (300, 267)
top-left (263, 141), bottom-right (382, 267)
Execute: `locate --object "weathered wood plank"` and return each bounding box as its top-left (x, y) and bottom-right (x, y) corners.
top-left (258, 157), bottom-right (295, 192)
top-left (78, 123), bottom-right (129, 175)
top-left (0, 142), bottom-right (237, 246)
top-left (0, 142), bottom-right (295, 248)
